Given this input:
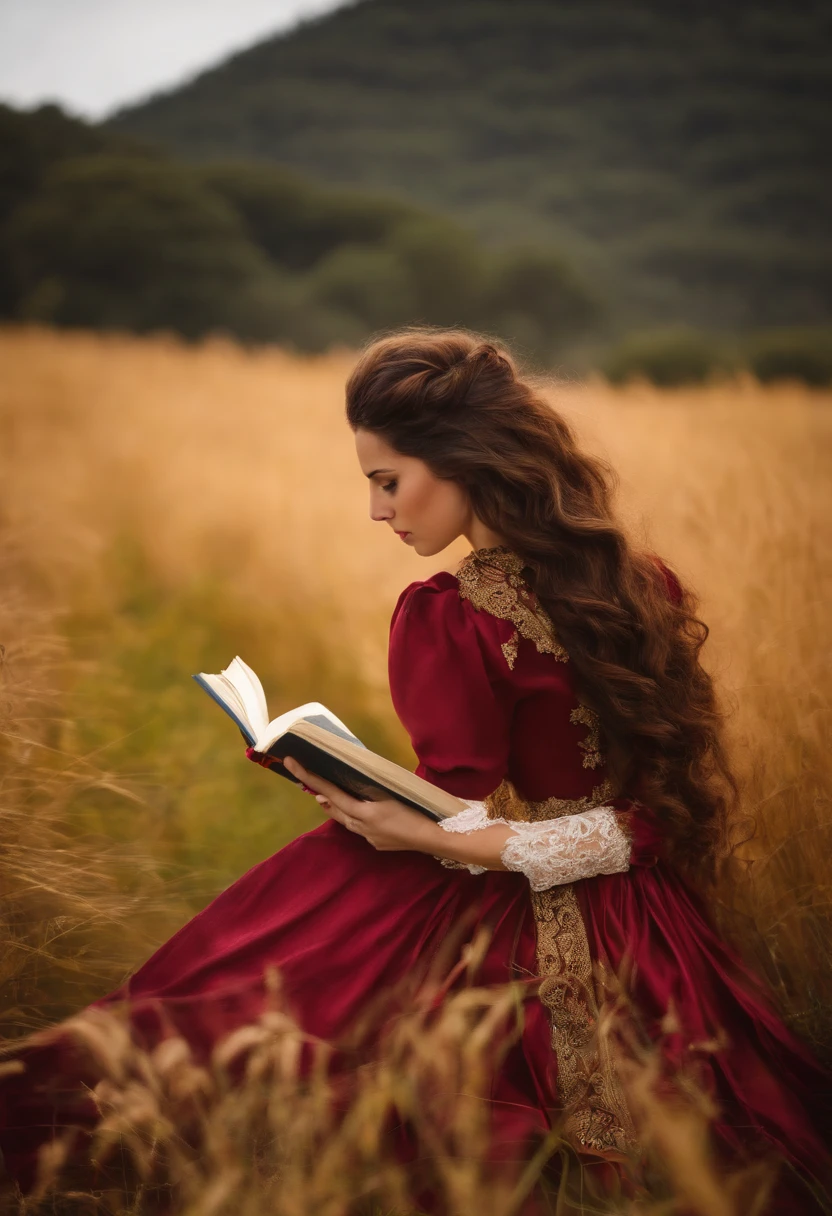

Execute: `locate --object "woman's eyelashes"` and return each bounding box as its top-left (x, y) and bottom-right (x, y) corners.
top-left (382, 480), bottom-right (398, 494)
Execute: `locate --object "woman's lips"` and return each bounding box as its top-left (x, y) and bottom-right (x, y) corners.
top-left (395, 530), bottom-right (411, 541)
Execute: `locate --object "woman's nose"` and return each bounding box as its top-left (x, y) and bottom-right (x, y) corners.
top-left (369, 494), bottom-right (393, 522)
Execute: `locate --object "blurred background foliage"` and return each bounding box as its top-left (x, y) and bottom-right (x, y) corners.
top-left (0, 103), bottom-right (600, 362)
top-left (108, 0), bottom-right (831, 335)
top-left (0, 0), bottom-right (830, 379)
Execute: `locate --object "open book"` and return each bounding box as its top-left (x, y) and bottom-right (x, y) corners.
top-left (193, 657), bottom-right (465, 822)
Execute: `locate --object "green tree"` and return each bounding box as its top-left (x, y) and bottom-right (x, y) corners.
top-left (198, 162), bottom-right (419, 272)
top-left (0, 102), bottom-right (154, 226)
top-left (387, 217), bottom-right (487, 327)
top-left (0, 105), bottom-right (602, 357)
top-left (603, 327), bottom-right (726, 387)
top-left (8, 156), bottom-right (280, 338)
top-left (0, 103), bottom-right (156, 316)
top-left (305, 243), bottom-right (416, 330)
top-left (746, 327), bottom-right (832, 387)
top-left (486, 246), bottom-right (601, 357)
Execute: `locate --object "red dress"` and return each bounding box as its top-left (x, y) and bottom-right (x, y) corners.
top-left (2, 546), bottom-right (830, 1208)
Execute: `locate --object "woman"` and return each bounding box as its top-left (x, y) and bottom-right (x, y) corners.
top-left (2, 328), bottom-right (830, 1210)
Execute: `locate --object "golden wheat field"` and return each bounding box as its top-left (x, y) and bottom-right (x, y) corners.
top-left (1, 326), bottom-right (831, 1214)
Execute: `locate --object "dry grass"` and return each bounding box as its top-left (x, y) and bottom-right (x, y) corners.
top-left (1, 953), bottom-right (784, 1216)
top-left (0, 325), bottom-right (830, 1212)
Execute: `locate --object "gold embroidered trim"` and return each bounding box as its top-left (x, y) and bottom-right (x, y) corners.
top-left (453, 550), bottom-right (631, 1153)
top-left (455, 547), bottom-right (607, 767)
top-left (500, 630), bottom-right (519, 669)
top-left (485, 777), bottom-right (615, 824)
top-left (484, 777), bottom-right (636, 1157)
top-left (532, 883), bottom-right (638, 1156)
top-left (570, 704), bottom-right (604, 770)
top-left (457, 546), bottom-right (569, 664)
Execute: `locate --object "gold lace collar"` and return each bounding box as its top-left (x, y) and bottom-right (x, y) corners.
top-left (458, 544), bottom-right (525, 577)
top-left (456, 545), bottom-right (569, 665)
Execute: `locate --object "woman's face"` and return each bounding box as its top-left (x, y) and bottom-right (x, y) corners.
top-left (354, 428), bottom-right (473, 557)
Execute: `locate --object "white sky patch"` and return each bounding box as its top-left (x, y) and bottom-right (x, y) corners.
top-left (0, 0), bottom-right (348, 120)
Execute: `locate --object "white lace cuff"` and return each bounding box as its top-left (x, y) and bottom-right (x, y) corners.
top-left (436, 800), bottom-right (491, 874)
top-left (436, 801), bottom-right (632, 890)
top-left (500, 806), bottom-right (631, 891)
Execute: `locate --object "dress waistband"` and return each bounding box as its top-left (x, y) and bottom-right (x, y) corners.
top-left (485, 777), bottom-right (617, 822)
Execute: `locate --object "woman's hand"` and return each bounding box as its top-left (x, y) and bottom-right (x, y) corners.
top-left (280, 756), bottom-right (444, 855)
top-left (245, 747), bottom-right (515, 869)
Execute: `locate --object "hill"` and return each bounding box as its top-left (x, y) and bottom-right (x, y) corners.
top-left (109, 0), bottom-right (832, 333)
top-left (0, 103), bottom-right (597, 357)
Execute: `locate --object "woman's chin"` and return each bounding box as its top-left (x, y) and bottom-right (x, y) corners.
top-left (411, 537), bottom-right (455, 559)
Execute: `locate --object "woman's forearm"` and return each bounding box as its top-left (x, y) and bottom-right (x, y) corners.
top-left (422, 820), bottom-right (516, 871)
top-left (422, 801), bottom-right (633, 891)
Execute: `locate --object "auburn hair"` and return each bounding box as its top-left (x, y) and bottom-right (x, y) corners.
top-left (345, 326), bottom-right (737, 883)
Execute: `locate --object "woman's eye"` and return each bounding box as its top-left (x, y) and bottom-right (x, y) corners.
top-left (382, 480), bottom-right (398, 493)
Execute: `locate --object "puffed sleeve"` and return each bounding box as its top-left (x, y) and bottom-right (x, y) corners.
top-left (388, 577), bottom-right (513, 800)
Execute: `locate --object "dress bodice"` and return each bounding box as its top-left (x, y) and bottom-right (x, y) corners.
top-left (388, 545), bottom-right (613, 815)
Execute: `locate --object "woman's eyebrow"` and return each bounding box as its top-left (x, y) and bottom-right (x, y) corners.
top-left (366, 468), bottom-right (396, 479)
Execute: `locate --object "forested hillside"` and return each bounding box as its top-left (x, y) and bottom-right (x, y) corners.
top-left (0, 103), bottom-right (596, 356)
top-left (110, 0), bottom-right (832, 333)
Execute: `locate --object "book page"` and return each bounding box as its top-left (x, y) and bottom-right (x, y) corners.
top-left (303, 713), bottom-right (367, 748)
top-left (193, 672), bottom-right (254, 742)
top-left (225, 657), bottom-right (270, 741)
top-left (257, 701), bottom-right (361, 751)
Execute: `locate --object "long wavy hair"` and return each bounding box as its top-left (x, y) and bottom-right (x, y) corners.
top-left (346, 327), bottom-right (737, 882)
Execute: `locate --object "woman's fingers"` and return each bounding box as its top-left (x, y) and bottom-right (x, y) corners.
top-left (246, 753), bottom-right (367, 833)
top-left (281, 757), bottom-right (374, 833)
top-left (283, 757), bottom-right (366, 814)
top-left (282, 756), bottom-right (328, 795)
top-left (318, 788), bottom-right (367, 833)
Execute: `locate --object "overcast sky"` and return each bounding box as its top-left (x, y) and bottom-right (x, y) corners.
top-left (0, 0), bottom-right (348, 120)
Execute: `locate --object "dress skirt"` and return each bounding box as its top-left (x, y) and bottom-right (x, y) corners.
top-left (1, 818), bottom-right (830, 1210)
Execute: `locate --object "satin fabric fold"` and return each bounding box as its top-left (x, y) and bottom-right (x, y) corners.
top-left (578, 861), bottom-right (832, 1206)
top-left (0, 820), bottom-right (556, 1191)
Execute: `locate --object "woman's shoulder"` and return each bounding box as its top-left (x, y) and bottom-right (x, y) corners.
top-left (390, 568), bottom-right (457, 624)
top-left (391, 546), bottom-right (525, 615)
top-left (387, 559), bottom-right (519, 709)
top-left (390, 545), bottom-right (520, 632)
top-left (390, 548), bottom-right (527, 639)
top-left (388, 546), bottom-right (568, 674)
